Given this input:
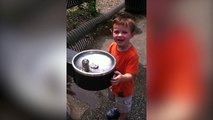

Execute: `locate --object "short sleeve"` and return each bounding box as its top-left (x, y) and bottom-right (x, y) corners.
top-left (125, 53), bottom-right (139, 75)
top-left (108, 42), bottom-right (115, 53)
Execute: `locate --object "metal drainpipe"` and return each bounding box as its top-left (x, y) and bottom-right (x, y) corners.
top-left (67, 2), bottom-right (125, 46)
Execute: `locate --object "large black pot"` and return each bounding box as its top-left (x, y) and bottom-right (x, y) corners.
top-left (72, 49), bottom-right (116, 91)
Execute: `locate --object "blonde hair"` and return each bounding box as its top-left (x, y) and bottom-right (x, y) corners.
top-left (112, 12), bottom-right (136, 33)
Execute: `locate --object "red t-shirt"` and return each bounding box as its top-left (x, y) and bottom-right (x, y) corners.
top-left (108, 42), bottom-right (139, 97)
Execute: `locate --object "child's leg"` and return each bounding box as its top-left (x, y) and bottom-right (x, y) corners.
top-left (119, 113), bottom-right (128, 120)
top-left (115, 96), bottom-right (132, 120)
top-left (107, 88), bottom-right (115, 102)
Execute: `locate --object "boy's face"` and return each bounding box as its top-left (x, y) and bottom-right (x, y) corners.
top-left (112, 24), bottom-right (133, 48)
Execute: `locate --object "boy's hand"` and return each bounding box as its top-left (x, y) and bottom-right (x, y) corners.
top-left (111, 71), bottom-right (122, 85)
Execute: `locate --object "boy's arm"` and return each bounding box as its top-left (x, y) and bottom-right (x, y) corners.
top-left (111, 71), bottom-right (133, 85)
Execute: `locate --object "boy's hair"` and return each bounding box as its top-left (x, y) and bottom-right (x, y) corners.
top-left (112, 12), bottom-right (136, 33)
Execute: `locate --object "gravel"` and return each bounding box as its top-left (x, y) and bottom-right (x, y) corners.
top-left (96, 0), bottom-right (124, 14)
top-left (80, 64), bottom-right (146, 120)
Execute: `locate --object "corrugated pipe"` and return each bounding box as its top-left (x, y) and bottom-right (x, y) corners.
top-left (66, 0), bottom-right (84, 9)
top-left (67, 2), bottom-right (125, 46)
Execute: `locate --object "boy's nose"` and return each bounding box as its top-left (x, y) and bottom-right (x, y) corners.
top-left (118, 33), bottom-right (122, 36)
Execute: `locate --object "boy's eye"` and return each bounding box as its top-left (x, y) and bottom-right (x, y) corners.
top-left (122, 31), bottom-right (128, 34)
top-left (114, 31), bottom-right (119, 34)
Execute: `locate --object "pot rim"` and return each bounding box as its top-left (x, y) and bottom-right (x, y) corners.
top-left (71, 49), bottom-right (116, 77)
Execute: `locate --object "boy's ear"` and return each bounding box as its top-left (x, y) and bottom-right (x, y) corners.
top-left (131, 32), bottom-right (136, 37)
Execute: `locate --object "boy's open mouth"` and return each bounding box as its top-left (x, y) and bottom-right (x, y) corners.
top-left (116, 38), bottom-right (124, 42)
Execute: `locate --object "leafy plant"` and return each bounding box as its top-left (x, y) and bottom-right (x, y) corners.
top-left (66, 0), bottom-right (100, 31)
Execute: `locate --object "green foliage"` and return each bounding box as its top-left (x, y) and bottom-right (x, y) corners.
top-left (67, 0), bottom-right (99, 31)
top-left (87, 0), bottom-right (97, 16)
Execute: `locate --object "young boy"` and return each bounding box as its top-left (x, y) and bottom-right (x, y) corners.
top-left (106, 12), bottom-right (139, 120)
